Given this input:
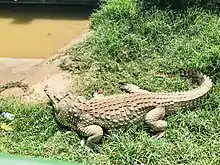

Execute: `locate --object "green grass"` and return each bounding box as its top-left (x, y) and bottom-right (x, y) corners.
top-left (1, 0), bottom-right (220, 164)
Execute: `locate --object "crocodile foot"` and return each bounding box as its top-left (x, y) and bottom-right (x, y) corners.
top-left (119, 82), bottom-right (150, 93)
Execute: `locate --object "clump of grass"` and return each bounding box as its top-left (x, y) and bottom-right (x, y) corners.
top-left (1, 0), bottom-right (220, 164)
top-left (61, 0), bottom-right (220, 96)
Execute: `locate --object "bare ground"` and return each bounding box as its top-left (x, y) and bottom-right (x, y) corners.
top-left (0, 29), bottom-right (91, 103)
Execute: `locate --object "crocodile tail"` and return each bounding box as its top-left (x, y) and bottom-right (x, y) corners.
top-left (164, 70), bottom-right (213, 108)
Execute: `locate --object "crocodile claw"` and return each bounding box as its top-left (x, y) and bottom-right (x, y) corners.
top-left (152, 131), bottom-right (165, 139)
top-left (118, 82), bottom-right (130, 91)
top-left (119, 82), bottom-right (141, 93)
top-left (80, 139), bottom-right (92, 153)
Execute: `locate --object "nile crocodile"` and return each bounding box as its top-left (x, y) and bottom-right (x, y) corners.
top-left (44, 70), bottom-right (212, 149)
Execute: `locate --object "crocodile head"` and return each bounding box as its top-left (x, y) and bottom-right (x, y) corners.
top-left (44, 85), bottom-right (85, 129)
top-left (55, 93), bottom-right (83, 129)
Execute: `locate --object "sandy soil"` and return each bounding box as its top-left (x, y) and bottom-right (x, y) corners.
top-left (0, 29), bottom-right (91, 103)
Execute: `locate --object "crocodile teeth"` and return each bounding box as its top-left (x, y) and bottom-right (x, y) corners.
top-left (105, 116), bottom-right (111, 120)
top-left (112, 119), bottom-right (119, 123)
top-left (124, 117), bottom-right (130, 121)
top-left (119, 118), bottom-right (124, 122)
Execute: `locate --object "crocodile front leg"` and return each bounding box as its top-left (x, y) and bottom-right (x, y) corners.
top-left (145, 106), bottom-right (167, 138)
top-left (119, 83), bottom-right (151, 93)
top-left (77, 89), bottom-right (104, 102)
top-left (77, 124), bottom-right (104, 149)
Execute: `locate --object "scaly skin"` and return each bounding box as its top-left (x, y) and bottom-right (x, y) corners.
top-left (44, 70), bottom-right (212, 149)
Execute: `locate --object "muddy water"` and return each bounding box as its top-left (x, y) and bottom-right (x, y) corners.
top-left (0, 4), bottom-right (93, 59)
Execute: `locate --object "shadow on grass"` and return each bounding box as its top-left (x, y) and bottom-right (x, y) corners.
top-left (140, 0), bottom-right (220, 12)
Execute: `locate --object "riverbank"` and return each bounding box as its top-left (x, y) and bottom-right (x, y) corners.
top-left (1, 0), bottom-right (220, 164)
top-left (0, 29), bottom-right (90, 101)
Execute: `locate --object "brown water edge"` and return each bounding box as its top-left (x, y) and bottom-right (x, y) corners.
top-left (0, 30), bottom-right (92, 101)
top-left (0, 4), bottom-right (94, 59)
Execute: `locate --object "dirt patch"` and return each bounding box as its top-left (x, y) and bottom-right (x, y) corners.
top-left (0, 29), bottom-right (91, 103)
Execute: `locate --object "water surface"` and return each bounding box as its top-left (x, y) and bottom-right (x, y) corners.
top-left (0, 4), bottom-right (93, 58)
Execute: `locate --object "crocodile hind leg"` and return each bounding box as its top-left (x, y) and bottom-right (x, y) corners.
top-left (145, 106), bottom-right (167, 138)
top-left (77, 124), bottom-right (104, 150)
top-left (119, 83), bottom-right (151, 93)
